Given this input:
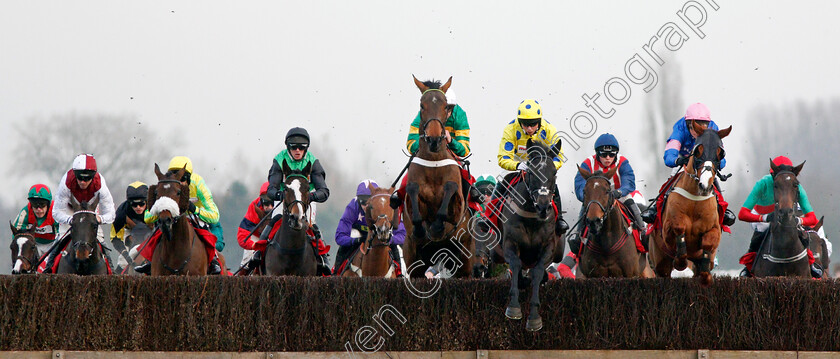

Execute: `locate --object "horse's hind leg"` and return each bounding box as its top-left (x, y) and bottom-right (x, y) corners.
top-left (504, 241), bottom-right (523, 320)
top-left (407, 182), bottom-right (425, 239)
top-left (431, 181), bottom-right (458, 235)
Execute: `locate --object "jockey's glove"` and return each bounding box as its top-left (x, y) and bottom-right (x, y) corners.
top-left (610, 190), bottom-right (622, 199)
top-left (310, 191), bottom-right (326, 203)
top-left (675, 155), bottom-right (689, 167)
top-left (188, 202), bottom-right (197, 214)
top-left (760, 212), bottom-right (775, 223)
top-left (516, 162), bottom-right (528, 171)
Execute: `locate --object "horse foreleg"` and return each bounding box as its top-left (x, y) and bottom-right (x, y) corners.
top-left (696, 231), bottom-right (720, 286)
top-left (526, 249), bottom-right (551, 331)
top-left (407, 182), bottom-right (425, 239)
top-left (672, 232), bottom-right (688, 271)
top-left (431, 181), bottom-right (458, 236)
top-left (504, 240), bottom-right (523, 320)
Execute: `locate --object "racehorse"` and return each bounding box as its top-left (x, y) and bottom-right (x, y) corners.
top-left (55, 196), bottom-right (110, 275)
top-left (576, 166), bottom-right (650, 278)
top-left (400, 76), bottom-right (474, 278)
top-left (147, 164), bottom-right (208, 276)
top-left (805, 217), bottom-right (830, 277)
top-left (9, 223), bottom-right (39, 274)
top-left (502, 139), bottom-right (563, 332)
top-left (752, 160), bottom-right (811, 277)
top-left (343, 186), bottom-right (399, 278)
top-left (649, 123), bottom-right (731, 286)
top-left (265, 161), bottom-right (318, 276)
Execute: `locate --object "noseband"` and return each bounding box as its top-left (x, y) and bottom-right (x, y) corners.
top-left (583, 175), bottom-right (617, 224)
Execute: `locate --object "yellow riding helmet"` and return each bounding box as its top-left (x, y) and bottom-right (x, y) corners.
top-left (517, 99), bottom-right (542, 120)
top-left (168, 156), bottom-right (193, 175)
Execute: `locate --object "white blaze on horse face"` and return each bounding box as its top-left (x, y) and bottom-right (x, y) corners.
top-left (150, 196), bottom-right (181, 217)
top-left (699, 160), bottom-right (715, 190)
top-left (288, 179), bottom-right (304, 217)
top-left (13, 238), bottom-right (28, 272)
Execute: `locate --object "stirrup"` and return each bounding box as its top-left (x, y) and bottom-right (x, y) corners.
top-left (208, 259), bottom-right (222, 275)
top-left (739, 267), bottom-right (752, 278)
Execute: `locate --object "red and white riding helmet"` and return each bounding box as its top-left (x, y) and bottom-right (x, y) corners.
top-left (71, 154), bottom-right (97, 172)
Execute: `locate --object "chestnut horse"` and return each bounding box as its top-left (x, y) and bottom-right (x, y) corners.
top-left (752, 160), bottom-right (810, 277)
top-left (502, 139), bottom-right (563, 332)
top-left (56, 196), bottom-right (110, 275)
top-left (400, 76), bottom-right (474, 278)
top-left (576, 166), bottom-right (650, 278)
top-left (343, 186), bottom-right (399, 278)
top-left (9, 223), bottom-right (39, 274)
top-left (265, 161), bottom-right (318, 276)
top-left (147, 164), bottom-right (208, 276)
top-left (649, 123), bottom-right (731, 286)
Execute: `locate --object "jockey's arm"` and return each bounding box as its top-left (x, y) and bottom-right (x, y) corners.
top-left (110, 202), bottom-right (128, 242)
top-left (797, 186), bottom-right (818, 227)
top-left (12, 205), bottom-right (30, 231)
top-left (446, 106), bottom-right (471, 157)
top-left (392, 222), bottom-right (407, 245)
top-left (738, 179), bottom-right (770, 223)
top-left (95, 176), bottom-right (117, 224)
top-left (497, 127), bottom-right (520, 171)
top-left (51, 173), bottom-right (73, 225)
top-left (573, 161), bottom-right (590, 202)
top-left (663, 140), bottom-right (682, 168)
top-left (335, 201), bottom-right (359, 247)
top-left (309, 160), bottom-right (330, 203)
top-left (193, 178), bottom-right (220, 224)
top-left (617, 159), bottom-right (636, 197)
top-left (406, 114), bottom-right (421, 154)
top-left (266, 159), bottom-right (285, 200)
top-left (543, 123), bottom-right (564, 170)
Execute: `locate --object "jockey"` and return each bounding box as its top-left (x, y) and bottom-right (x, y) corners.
top-left (482, 99), bottom-right (569, 235)
top-left (333, 179), bottom-right (406, 275)
top-left (473, 175), bottom-right (497, 213)
top-left (12, 184), bottom-right (59, 255)
top-left (236, 182), bottom-right (275, 269)
top-left (568, 133), bottom-right (646, 255)
top-left (641, 103), bottom-right (737, 227)
top-left (396, 86), bottom-right (482, 213)
top-left (44, 154), bottom-right (116, 273)
top-left (737, 156), bottom-right (821, 278)
top-left (135, 156), bottom-right (223, 275)
top-left (261, 127), bottom-right (332, 276)
top-left (110, 182), bottom-right (152, 270)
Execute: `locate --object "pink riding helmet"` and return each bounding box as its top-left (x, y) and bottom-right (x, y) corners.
top-left (685, 103), bottom-right (711, 122)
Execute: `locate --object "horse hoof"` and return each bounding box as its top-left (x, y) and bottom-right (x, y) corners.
top-left (526, 317), bottom-right (543, 332)
top-left (505, 307), bottom-right (522, 320)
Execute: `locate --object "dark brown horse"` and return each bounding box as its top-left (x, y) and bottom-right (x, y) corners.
top-left (56, 196), bottom-right (110, 275)
top-left (147, 164), bottom-right (208, 276)
top-left (400, 76), bottom-right (474, 278)
top-left (502, 139), bottom-right (562, 332)
top-left (9, 223), bottom-right (39, 274)
top-left (752, 160), bottom-right (810, 277)
top-left (344, 186), bottom-right (399, 278)
top-left (649, 123), bottom-right (731, 286)
top-left (805, 217), bottom-right (830, 277)
top-left (576, 166), bottom-right (651, 278)
top-left (265, 161), bottom-right (318, 276)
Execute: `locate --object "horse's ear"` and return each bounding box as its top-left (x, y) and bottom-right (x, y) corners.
top-left (769, 158), bottom-right (779, 176)
top-left (88, 194), bottom-right (100, 212)
top-left (174, 166), bottom-right (187, 181)
top-left (577, 164), bottom-right (592, 179)
top-left (793, 161), bottom-right (805, 176)
top-left (413, 74), bottom-right (428, 93)
top-left (147, 184), bottom-right (157, 212)
top-left (440, 76), bottom-right (453, 93)
top-left (717, 125), bottom-right (732, 139)
top-left (526, 138), bottom-right (533, 148)
top-left (10, 221), bottom-right (17, 236)
top-left (604, 165), bottom-right (619, 179)
top-left (814, 216), bottom-right (825, 232)
top-left (301, 162), bottom-right (312, 176)
top-left (179, 185), bottom-right (191, 212)
top-left (154, 163), bottom-right (165, 180)
top-left (69, 195), bottom-right (81, 212)
top-left (550, 140), bottom-right (562, 157)
top-left (685, 156), bottom-right (696, 173)
top-left (691, 120), bottom-right (706, 136)
top-left (282, 160), bottom-right (292, 176)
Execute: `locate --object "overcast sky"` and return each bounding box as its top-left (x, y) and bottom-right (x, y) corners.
top-left (2, 0), bottom-right (838, 205)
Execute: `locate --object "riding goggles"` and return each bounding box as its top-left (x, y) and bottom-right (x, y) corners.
top-left (74, 170), bottom-right (96, 181)
top-left (129, 200), bottom-right (146, 208)
top-left (357, 195), bottom-right (371, 206)
top-left (260, 198), bottom-right (275, 207)
top-left (519, 118), bottom-right (541, 128)
top-left (288, 143), bottom-right (309, 151)
top-left (598, 150), bottom-right (617, 158)
top-left (30, 199), bottom-right (49, 209)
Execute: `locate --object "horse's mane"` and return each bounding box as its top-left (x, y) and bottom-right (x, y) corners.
top-left (422, 80), bottom-right (442, 89)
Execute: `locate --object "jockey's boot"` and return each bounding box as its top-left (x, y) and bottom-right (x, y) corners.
top-left (134, 261), bottom-right (151, 274)
top-left (811, 263), bottom-right (824, 278)
top-left (642, 202), bottom-right (657, 224)
top-left (722, 208), bottom-right (736, 226)
top-left (248, 250), bottom-right (263, 270)
top-left (208, 257), bottom-right (222, 275)
top-left (260, 215), bottom-right (279, 241)
top-left (739, 267), bottom-right (752, 277)
top-left (42, 251), bottom-right (58, 274)
top-left (624, 199), bottom-right (646, 231)
top-left (317, 253), bottom-right (331, 276)
top-left (553, 185), bottom-right (570, 235)
top-left (567, 232), bottom-right (582, 256)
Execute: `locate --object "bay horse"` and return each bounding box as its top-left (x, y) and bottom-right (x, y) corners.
top-left (147, 164), bottom-right (208, 276)
top-left (265, 161), bottom-right (318, 276)
top-left (343, 186), bottom-right (399, 278)
top-left (752, 160), bottom-right (810, 277)
top-left (649, 123), bottom-right (731, 286)
top-left (805, 217), bottom-right (830, 277)
top-left (56, 196), bottom-right (110, 275)
top-left (400, 76), bottom-right (474, 278)
top-left (9, 223), bottom-right (39, 274)
top-left (502, 139), bottom-right (563, 332)
top-left (576, 166), bottom-right (650, 278)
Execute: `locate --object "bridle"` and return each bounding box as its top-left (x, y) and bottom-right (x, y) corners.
top-left (281, 174), bottom-right (310, 223)
top-left (520, 160), bottom-right (555, 210)
top-left (582, 175), bottom-right (617, 226)
top-left (363, 193), bottom-right (399, 252)
top-left (12, 232), bottom-right (38, 274)
top-left (154, 178), bottom-right (194, 274)
top-left (155, 179), bottom-right (190, 224)
top-left (418, 88), bottom-right (448, 145)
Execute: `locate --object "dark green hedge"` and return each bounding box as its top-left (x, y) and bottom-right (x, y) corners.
top-left (0, 276), bottom-right (838, 352)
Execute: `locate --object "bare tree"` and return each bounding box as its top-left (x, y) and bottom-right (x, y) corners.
top-left (643, 58), bottom-right (684, 183)
top-left (11, 113), bottom-right (181, 201)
